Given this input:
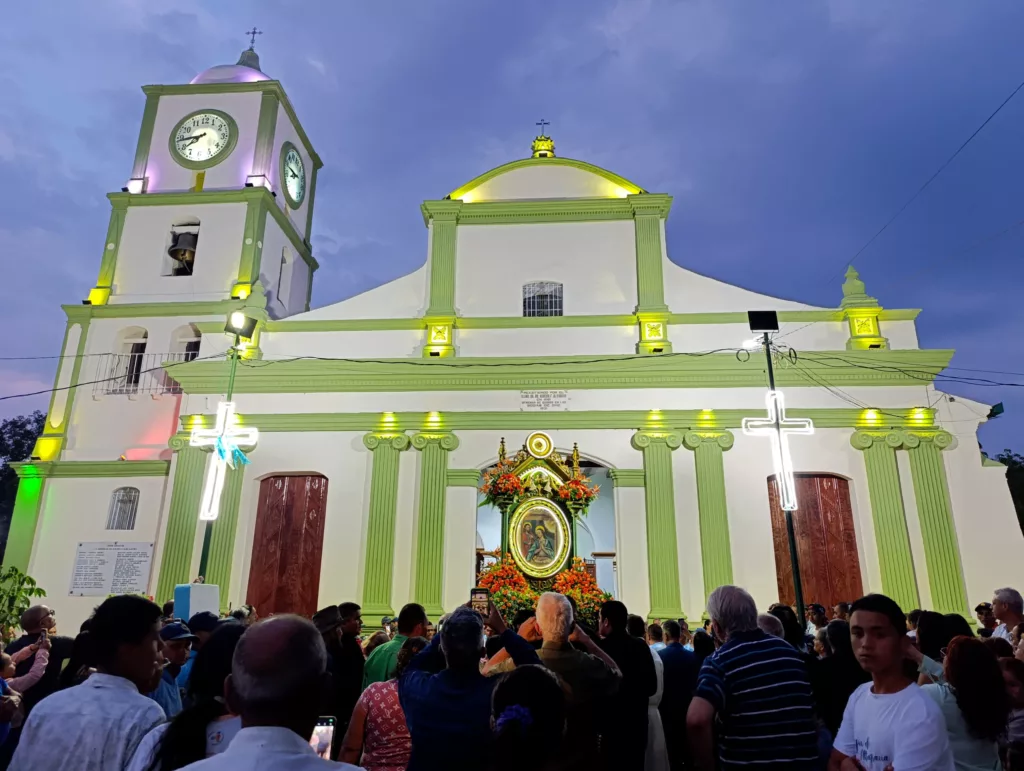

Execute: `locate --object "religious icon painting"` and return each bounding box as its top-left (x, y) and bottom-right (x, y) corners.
top-left (509, 499), bottom-right (571, 578)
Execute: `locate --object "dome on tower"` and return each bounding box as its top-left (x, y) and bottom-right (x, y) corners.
top-left (190, 47), bottom-right (271, 85)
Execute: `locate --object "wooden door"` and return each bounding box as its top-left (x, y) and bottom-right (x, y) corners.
top-left (768, 474), bottom-right (863, 613)
top-left (246, 475), bottom-right (328, 618)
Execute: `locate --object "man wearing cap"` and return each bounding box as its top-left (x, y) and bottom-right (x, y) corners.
top-left (976, 602), bottom-right (998, 638)
top-left (176, 611), bottom-right (220, 693)
top-left (148, 621), bottom-right (196, 717)
top-left (313, 603), bottom-right (364, 747)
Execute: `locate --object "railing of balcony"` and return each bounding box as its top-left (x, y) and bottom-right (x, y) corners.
top-left (92, 351), bottom-right (196, 397)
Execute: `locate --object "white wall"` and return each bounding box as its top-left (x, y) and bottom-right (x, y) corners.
top-left (259, 217), bottom-right (309, 318)
top-left (145, 92), bottom-right (263, 193)
top-left (664, 262), bottom-right (821, 313)
top-left (295, 268), bottom-right (428, 321)
top-left (458, 165), bottom-right (634, 202)
top-left (112, 202), bottom-right (248, 302)
top-left (455, 222), bottom-right (638, 317)
top-left (455, 326), bottom-right (637, 357)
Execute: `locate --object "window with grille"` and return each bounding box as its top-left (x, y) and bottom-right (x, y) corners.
top-left (523, 281), bottom-right (563, 317)
top-left (106, 487), bottom-right (140, 530)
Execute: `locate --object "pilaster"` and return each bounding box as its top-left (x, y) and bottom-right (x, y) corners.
top-left (2, 465), bottom-right (48, 571)
top-left (423, 202), bottom-right (462, 318)
top-left (850, 431), bottom-right (920, 611)
top-left (155, 444), bottom-right (207, 603)
top-left (682, 430), bottom-right (734, 600)
top-left (88, 197), bottom-right (129, 306)
top-left (204, 465), bottom-right (245, 611)
top-left (631, 430), bottom-right (686, 620)
top-left (250, 91), bottom-right (280, 179)
top-left (361, 433), bottom-right (411, 617)
top-left (411, 432), bottom-right (460, 617)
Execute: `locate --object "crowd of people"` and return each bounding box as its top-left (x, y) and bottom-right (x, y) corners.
top-left (0, 585), bottom-right (1021, 770)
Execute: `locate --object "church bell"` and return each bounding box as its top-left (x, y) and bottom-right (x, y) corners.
top-left (167, 231), bottom-right (198, 275)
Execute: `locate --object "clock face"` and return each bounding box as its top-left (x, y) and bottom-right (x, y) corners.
top-left (172, 112), bottom-right (233, 164)
top-left (282, 146), bottom-right (306, 206)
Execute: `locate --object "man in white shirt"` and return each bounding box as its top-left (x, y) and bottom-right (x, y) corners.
top-left (10, 595), bottom-right (166, 771)
top-left (829, 594), bottom-right (954, 771)
top-left (179, 615), bottom-right (360, 770)
top-left (992, 587), bottom-right (1023, 644)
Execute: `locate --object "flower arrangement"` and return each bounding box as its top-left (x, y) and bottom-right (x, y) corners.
top-left (478, 555), bottom-right (538, 618)
top-left (556, 475), bottom-right (600, 510)
top-left (479, 459), bottom-right (525, 509)
top-left (553, 557), bottom-right (611, 628)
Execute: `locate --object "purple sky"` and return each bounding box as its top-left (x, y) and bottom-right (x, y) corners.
top-left (0, 1), bottom-right (1021, 453)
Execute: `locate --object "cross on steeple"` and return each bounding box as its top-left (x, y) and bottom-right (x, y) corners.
top-left (246, 26), bottom-right (263, 49)
top-left (535, 119), bottom-right (550, 136)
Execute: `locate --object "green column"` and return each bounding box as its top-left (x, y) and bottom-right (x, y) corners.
top-left (424, 204), bottom-right (461, 317)
top-left (629, 195), bottom-right (671, 313)
top-left (682, 430), bottom-right (734, 600)
top-left (632, 430), bottom-right (686, 620)
top-left (361, 433), bottom-right (411, 617)
top-left (2, 465), bottom-right (48, 571)
top-left (851, 431), bottom-right (920, 612)
top-left (155, 445), bottom-right (207, 603)
top-left (905, 431), bottom-right (969, 616)
top-left (411, 432), bottom-right (459, 617)
top-left (204, 465), bottom-right (246, 611)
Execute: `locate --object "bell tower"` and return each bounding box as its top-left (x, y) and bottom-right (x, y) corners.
top-left (86, 37), bottom-right (322, 316)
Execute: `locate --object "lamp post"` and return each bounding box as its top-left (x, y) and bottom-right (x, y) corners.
top-left (194, 310), bottom-right (259, 581)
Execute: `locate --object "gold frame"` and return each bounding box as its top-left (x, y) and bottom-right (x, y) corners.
top-left (509, 497), bottom-right (571, 578)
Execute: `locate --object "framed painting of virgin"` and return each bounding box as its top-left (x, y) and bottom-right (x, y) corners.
top-left (509, 499), bottom-right (570, 578)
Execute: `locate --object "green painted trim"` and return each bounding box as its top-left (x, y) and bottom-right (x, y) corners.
top-left (682, 431), bottom-right (735, 599)
top-left (251, 92), bottom-right (279, 178)
top-left (424, 205), bottom-right (460, 316)
top-left (155, 447), bottom-right (206, 603)
top-left (850, 431), bottom-right (920, 611)
top-left (2, 475), bottom-right (45, 572)
top-left (236, 194), bottom-right (269, 287)
top-left (205, 465), bottom-right (244, 610)
top-left (457, 315), bottom-right (638, 330)
top-left (982, 455), bottom-right (1006, 468)
top-left (180, 407), bottom-right (940, 434)
top-left (904, 432), bottom-right (969, 616)
top-left (360, 433), bottom-right (411, 618)
top-left (631, 431), bottom-right (686, 619)
top-left (107, 189), bottom-right (318, 273)
top-left (167, 349), bottom-right (955, 394)
top-left (447, 469), bottom-right (481, 487)
top-left (142, 81), bottom-right (323, 169)
top-left (448, 156), bottom-right (647, 200)
top-left (167, 109), bottom-right (240, 171)
top-left (67, 300), bottom-right (239, 319)
top-left (422, 197), bottom-right (668, 227)
top-left (131, 91), bottom-right (160, 180)
top-left (304, 164), bottom-right (319, 245)
top-left (10, 460), bottom-right (169, 478)
top-left (411, 433), bottom-right (459, 617)
top-left (39, 314), bottom-right (91, 445)
top-left (264, 318), bottom-right (425, 332)
top-left (633, 200), bottom-right (669, 313)
top-left (608, 469), bottom-right (645, 487)
top-left (279, 141), bottom-right (306, 209)
top-left (92, 200), bottom-right (129, 298)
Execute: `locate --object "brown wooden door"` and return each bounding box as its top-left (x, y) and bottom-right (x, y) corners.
top-left (246, 475), bottom-right (329, 618)
top-left (768, 474), bottom-right (863, 613)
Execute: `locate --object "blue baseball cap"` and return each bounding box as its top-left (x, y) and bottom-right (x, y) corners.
top-left (160, 621), bottom-right (198, 643)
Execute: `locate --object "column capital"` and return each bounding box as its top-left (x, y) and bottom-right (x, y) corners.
top-left (851, 429), bottom-right (953, 451)
top-left (363, 432), bottom-right (411, 452)
top-left (169, 433), bottom-right (191, 451)
top-left (411, 431), bottom-right (460, 452)
top-left (682, 429), bottom-right (734, 452)
top-left (631, 430), bottom-right (683, 451)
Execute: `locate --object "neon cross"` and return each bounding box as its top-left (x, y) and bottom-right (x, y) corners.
top-left (190, 402), bottom-right (258, 521)
top-left (742, 390), bottom-right (813, 511)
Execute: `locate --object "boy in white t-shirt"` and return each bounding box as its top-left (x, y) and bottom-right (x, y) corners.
top-left (829, 594), bottom-right (954, 771)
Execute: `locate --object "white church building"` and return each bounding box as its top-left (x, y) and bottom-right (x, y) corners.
top-left (8, 46), bottom-right (1020, 629)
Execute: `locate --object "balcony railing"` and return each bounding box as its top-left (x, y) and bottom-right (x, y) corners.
top-left (92, 352), bottom-right (195, 397)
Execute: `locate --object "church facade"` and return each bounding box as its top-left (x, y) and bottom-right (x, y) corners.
top-left (8, 49), bottom-right (1020, 629)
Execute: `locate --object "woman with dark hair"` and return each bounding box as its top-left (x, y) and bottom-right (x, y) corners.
top-left (340, 636), bottom-right (428, 770)
top-left (489, 664), bottom-right (566, 771)
top-left (812, 619), bottom-right (870, 737)
top-left (921, 636), bottom-right (1007, 770)
top-left (127, 621), bottom-right (246, 771)
top-left (691, 630), bottom-right (715, 669)
top-left (768, 604), bottom-right (808, 653)
top-left (916, 610), bottom-right (949, 662)
top-left (363, 630), bottom-right (391, 658)
top-left (944, 614), bottom-right (977, 642)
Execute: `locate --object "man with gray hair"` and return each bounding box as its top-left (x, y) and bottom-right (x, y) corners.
top-left (757, 612), bottom-right (785, 638)
top-left (180, 615), bottom-right (360, 770)
top-left (399, 602), bottom-right (540, 770)
top-left (992, 587), bottom-right (1024, 643)
top-left (687, 586), bottom-right (818, 770)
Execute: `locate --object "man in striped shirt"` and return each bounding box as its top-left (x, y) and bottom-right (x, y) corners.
top-left (686, 586), bottom-right (820, 770)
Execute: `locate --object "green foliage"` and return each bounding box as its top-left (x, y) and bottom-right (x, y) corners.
top-left (0, 566), bottom-right (46, 644)
top-left (0, 411), bottom-right (45, 562)
top-left (995, 449), bottom-right (1024, 537)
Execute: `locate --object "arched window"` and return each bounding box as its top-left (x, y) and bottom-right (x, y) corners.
top-left (106, 487), bottom-right (140, 530)
top-left (170, 324), bottom-right (201, 362)
top-left (164, 218), bottom-right (200, 276)
top-left (523, 281), bottom-right (563, 317)
top-left (116, 327), bottom-right (148, 393)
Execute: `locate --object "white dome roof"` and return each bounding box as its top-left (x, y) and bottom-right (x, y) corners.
top-left (190, 49), bottom-right (270, 85)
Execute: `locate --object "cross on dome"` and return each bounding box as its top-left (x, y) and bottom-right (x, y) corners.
top-left (531, 120), bottom-right (555, 158)
top-left (246, 26), bottom-right (263, 50)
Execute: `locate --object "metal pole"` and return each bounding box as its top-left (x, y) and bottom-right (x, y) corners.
top-left (762, 333), bottom-right (805, 626)
top-left (197, 334), bottom-right (242, 582)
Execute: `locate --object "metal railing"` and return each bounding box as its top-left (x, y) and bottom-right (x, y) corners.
top-left (92, 351), bottom-right (195, 397)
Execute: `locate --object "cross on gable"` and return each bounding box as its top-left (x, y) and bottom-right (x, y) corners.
top-left (190, 402), bottom-right (258, 521)
top-left (742, 390), bottom-right (813, 511)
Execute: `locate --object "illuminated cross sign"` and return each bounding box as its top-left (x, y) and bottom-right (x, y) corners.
top-left (742, 390), bottom-right (813, 511)
top-left (190, 402), bottom-right (258, 521)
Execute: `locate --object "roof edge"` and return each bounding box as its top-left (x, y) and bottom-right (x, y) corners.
top-left (448, 156), bottom-right (647, 200)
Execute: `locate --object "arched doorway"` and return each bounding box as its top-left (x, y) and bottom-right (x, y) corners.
top-left (767, 473), bottom-right (863, 613)
top-left (246, 474), bottom-right (329, 618)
